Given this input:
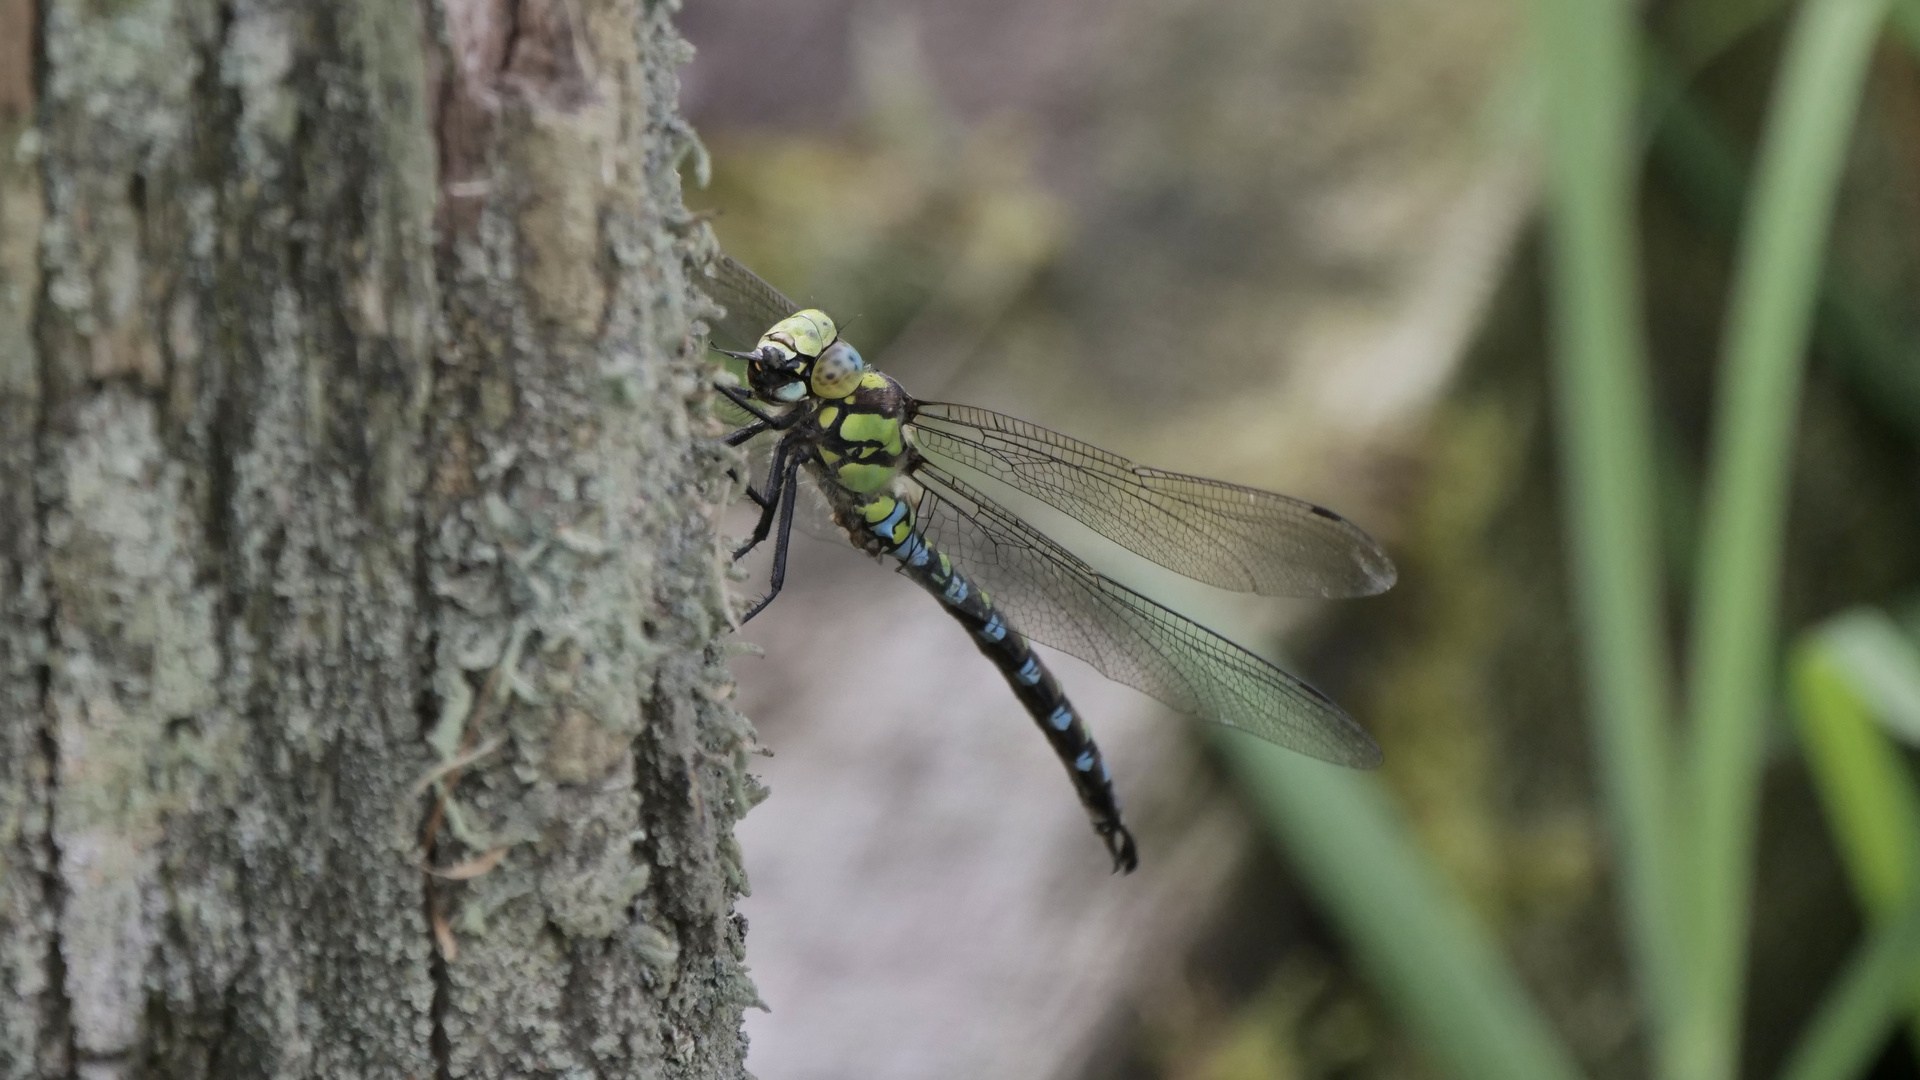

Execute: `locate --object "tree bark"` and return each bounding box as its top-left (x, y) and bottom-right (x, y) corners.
top-left (0, 1), bottom-right (754, 1076)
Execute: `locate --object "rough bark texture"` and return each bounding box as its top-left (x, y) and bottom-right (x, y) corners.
top-left (0, 1), bottom-right (754, 1077)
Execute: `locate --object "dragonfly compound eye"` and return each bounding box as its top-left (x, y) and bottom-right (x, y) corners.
top-left (810, 340), bottom-right (865, 398)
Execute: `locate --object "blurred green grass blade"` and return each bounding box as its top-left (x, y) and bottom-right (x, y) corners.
top-left (1818, 609), bottom-right (1920, 746)
top-left (1793, 632), bottom-right (1920, 909)
top-left (1531, 0), bottom-right (1688, 1049)
top-left (1218, 735), bottom-right (1587, 1080)
top-left (1791, 619), bottom-right (1920, 1051)
top-left (1681, 1), bottom-right (1891, 1077)
top-left (1775, 895), bottom-right (1920, 1080)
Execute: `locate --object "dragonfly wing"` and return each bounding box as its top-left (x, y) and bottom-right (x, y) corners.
top-left (911, 466), bottom-right (1382, 768)
top-left (700, 254), bottom-right (800, 353)
top-left (910, 401), bottom-right (1396, 598)
top-left (700, 255), bottom-right (799, 427)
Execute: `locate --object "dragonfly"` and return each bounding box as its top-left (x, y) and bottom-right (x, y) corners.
top-left (702, 254), bottom-right (1395, 873)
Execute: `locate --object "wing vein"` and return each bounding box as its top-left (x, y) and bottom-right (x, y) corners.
top-left (911, 401), bottom-right (1396, 598)
top-left (912, 465), bottom-right (1381, 767)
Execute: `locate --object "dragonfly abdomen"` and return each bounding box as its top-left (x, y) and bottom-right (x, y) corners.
top-left (850, 491), bottom-right (1139, 874)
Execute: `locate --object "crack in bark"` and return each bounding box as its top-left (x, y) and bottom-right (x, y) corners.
top-left (26, 2), bottom-right (72, 1068)
top-left (500, 0), bottom-right (521, 79)
top-left (36, 716), bottom-right (74, 1078)
top-left (428, 886), bottom-right (452, 1080)
top-left (31, 270), bottom-right (71, 1080)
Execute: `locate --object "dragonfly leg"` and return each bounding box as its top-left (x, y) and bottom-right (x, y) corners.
top-left (718, 383), bottom-right (811, 432)
top-left (723, 417), bottom-right (771, 446)
top-left (1097, 821), bottom-right (1139, 875)
top-left (723, 407), bottom-right (811, 525)
top-left (716, 382), bottom-right (777, 424)
top-left (722, 418), bottom-right (773, 508)
top-left (733, 435), bottom-right (797, 561)
top-left (738, 454), bottom-right (802, 625)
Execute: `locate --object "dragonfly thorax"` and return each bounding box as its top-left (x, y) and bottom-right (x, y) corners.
top-left (809, 369), bottom-right (911, 495)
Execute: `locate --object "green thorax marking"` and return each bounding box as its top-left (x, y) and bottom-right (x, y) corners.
top-left (812, 369), bottom-right (911, 495)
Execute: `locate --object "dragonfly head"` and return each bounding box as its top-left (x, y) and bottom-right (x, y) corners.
top-left (719, 343), bottom-right (808, 402)
top-left (719, 307), bottom-right (865, 403)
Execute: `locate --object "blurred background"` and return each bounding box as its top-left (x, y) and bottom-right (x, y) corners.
top-left (678, 0), bottom-right (1920, 1078)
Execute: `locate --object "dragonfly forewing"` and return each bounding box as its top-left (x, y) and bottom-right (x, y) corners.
top-left (910, 401), bottom-right (1396, 599)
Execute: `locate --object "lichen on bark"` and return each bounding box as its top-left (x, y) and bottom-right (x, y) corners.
top-left (0, 0), bottom-right (756, 1076)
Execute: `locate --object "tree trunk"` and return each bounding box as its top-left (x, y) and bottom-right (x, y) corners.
top-left (0, 1), bottom-right (754, 1076)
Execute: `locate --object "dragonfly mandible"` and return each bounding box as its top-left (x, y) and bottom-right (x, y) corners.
top-left (703, 255), bottom-right (1395, 872)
